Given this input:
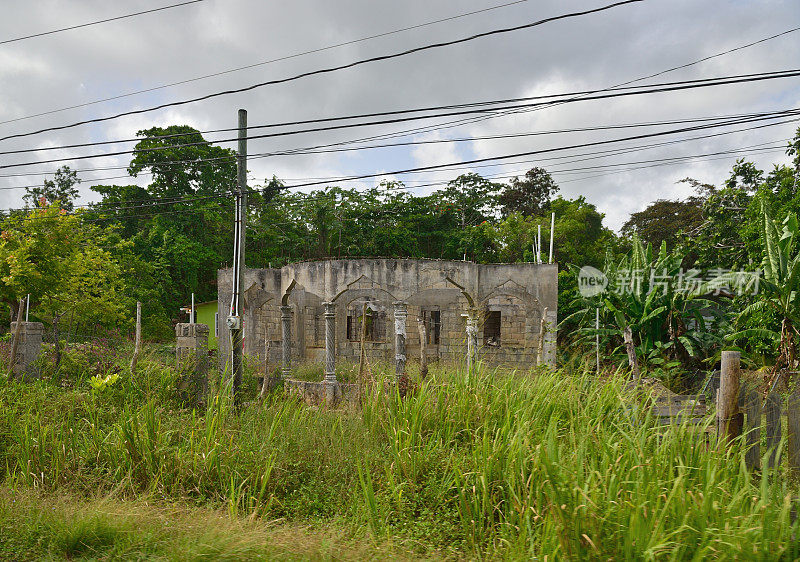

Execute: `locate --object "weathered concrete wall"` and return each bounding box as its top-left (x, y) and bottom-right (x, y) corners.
top-left (218, 259), bottom-right (557, 374)
top-left (10, 321), bottom-right (43, 380)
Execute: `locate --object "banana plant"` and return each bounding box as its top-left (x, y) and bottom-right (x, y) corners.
top-left (729, 202), bottom-right (800, 373)
top-left (563, 236), bottom-right (719, 370)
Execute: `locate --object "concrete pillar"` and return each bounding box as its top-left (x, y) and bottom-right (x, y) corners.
top-left (175, 323), bottom-right (209, 403)
top-left (543, 308), bottom-right (557, 368)
top-left (10, 321), bottom-right (43, 380)
top-left (322, 302), bottom-right (341, 405)
top-left (466, 310), bottom-right (479, 372)
top-left (323, 302), bottom-right (336, 383)
top-left (280, 305), bottom-right (292, 380)
top-left (393, 301), bottom-right (407, 379)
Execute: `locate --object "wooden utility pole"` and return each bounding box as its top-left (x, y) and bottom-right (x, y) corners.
top-left (129, 301), bottom-right (142, 373)
top-left (228, 109), bottom-right (247, 406)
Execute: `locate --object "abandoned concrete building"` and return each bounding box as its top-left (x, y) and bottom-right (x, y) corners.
top-left (217, 259), bottom-right (557, 379)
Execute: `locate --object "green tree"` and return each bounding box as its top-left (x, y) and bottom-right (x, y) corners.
top-left (498, 167), bottom-right (559, 218)
top-left (621, 198), bottom-right (703, 251)
top-left (0, 205), bottom-right (131, 337)
top-left (23, 165), bottom-right (80, 211)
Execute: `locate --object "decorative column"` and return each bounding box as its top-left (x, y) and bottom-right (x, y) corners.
top-left (280, 305), bottom-right (292, 380)
top-left (323, 302), bottom-right (337, 383)
top-left (466, 310), bottom-right (479, 372)
top-left (393, 302), bottom-right (408, 380)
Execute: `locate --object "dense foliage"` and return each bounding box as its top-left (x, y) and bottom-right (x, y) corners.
top-left (3, 124), bottom-right (800, 376)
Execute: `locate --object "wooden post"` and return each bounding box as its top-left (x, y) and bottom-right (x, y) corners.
top-left (765, 391), bottom-right (782, 468)
top-left (129, 301), bottom-right (142, 374)
top-left (595, 308), bottom-right (600, 373)
top-left (623, 326), bottom-right (640, 382)
top-left (787, 391), bottom-right (800, 470)
top-left (717, 351), bottom-right (742, 447)
top-left (742, 383), bottom-right (761, 470)
top-left (417, 315), bottom-right (428, 379)
top-left (7, 298), bottom-right (24, 379)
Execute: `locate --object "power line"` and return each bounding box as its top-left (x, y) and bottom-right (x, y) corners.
top-left (623, 26), bottom-right (800, 87)
top-left (8, 66), bottom-right (799, 155)
top-left (0, 0), bottom-right (206, 46)
top-left (5, 136), bottom-right (792, 226)
top-left (277, 115), bottom-right (800, 190)
top-left (0, 0), bottom-right (533, 126)
top-left (2, 106), bottom-right (794, 179)
top-left (3, 99), bottom-right (799, 171)
top-left (7, 115), bottom-right (797, 220)
top-left (5, 86), bottom-right (794, 157)
top-left (0, 0), bottom-right (643, 143)
top-left (3, 110), bottom-right (796, 195)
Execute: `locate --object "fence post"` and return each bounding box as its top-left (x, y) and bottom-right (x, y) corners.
top-left (742, 382), bottom-right (761, 470)
top-left (129, 301), bottom-right (142, 374)
top-left (717, 351), bottom-right (742, 447)
top-left (6, 298), bottom-right (24, 378)
top-left (787, 391), bottom-right (800, 470)
top-left (623, 326), bottom-right (640, 383)
top-left (765, 391), bottom-right (782, 468)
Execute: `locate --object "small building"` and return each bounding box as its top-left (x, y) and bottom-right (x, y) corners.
top-left (217, 258), bottom-right (557, 374)
top-left (181, 300), bottom-right (219, 348)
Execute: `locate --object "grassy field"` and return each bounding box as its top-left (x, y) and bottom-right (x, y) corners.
top-left (0, 349), bottom-right (798, 560)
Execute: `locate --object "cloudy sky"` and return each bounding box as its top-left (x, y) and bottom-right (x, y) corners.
top-left (1, 0), bottom-right (799, 230)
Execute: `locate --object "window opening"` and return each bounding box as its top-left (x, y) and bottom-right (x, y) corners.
top-left (484, 310), bottom-right (501, 346)
top-left (424, 309), bottom-right (441, 345)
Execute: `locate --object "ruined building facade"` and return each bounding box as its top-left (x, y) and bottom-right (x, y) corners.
top-left (217, 259), bottom-right (557, 377)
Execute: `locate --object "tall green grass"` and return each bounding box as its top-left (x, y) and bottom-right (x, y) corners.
top-left (0, 353), bottom-right (797, 558)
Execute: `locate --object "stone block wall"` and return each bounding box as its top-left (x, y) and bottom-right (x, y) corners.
top-left (218, 259), bottom-right (558, 375)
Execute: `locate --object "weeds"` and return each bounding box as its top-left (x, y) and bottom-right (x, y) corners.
top-left (0, 353), bottom-right (798, 558)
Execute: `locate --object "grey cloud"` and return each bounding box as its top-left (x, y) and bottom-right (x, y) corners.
top-left (0, 0), bottom-right (798, 229)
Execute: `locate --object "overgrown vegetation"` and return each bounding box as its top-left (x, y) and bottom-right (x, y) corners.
top-left (0, 350), bottom-right (797, 559)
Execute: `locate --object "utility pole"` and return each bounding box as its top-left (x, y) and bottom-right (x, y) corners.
top-left (227, 108), bottom-right (247, 406)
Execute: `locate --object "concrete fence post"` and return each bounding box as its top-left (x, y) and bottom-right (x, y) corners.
top-left (175, 322), bottom-right (209, 404)
top-left (9, 321), bottom-right (43, 381)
